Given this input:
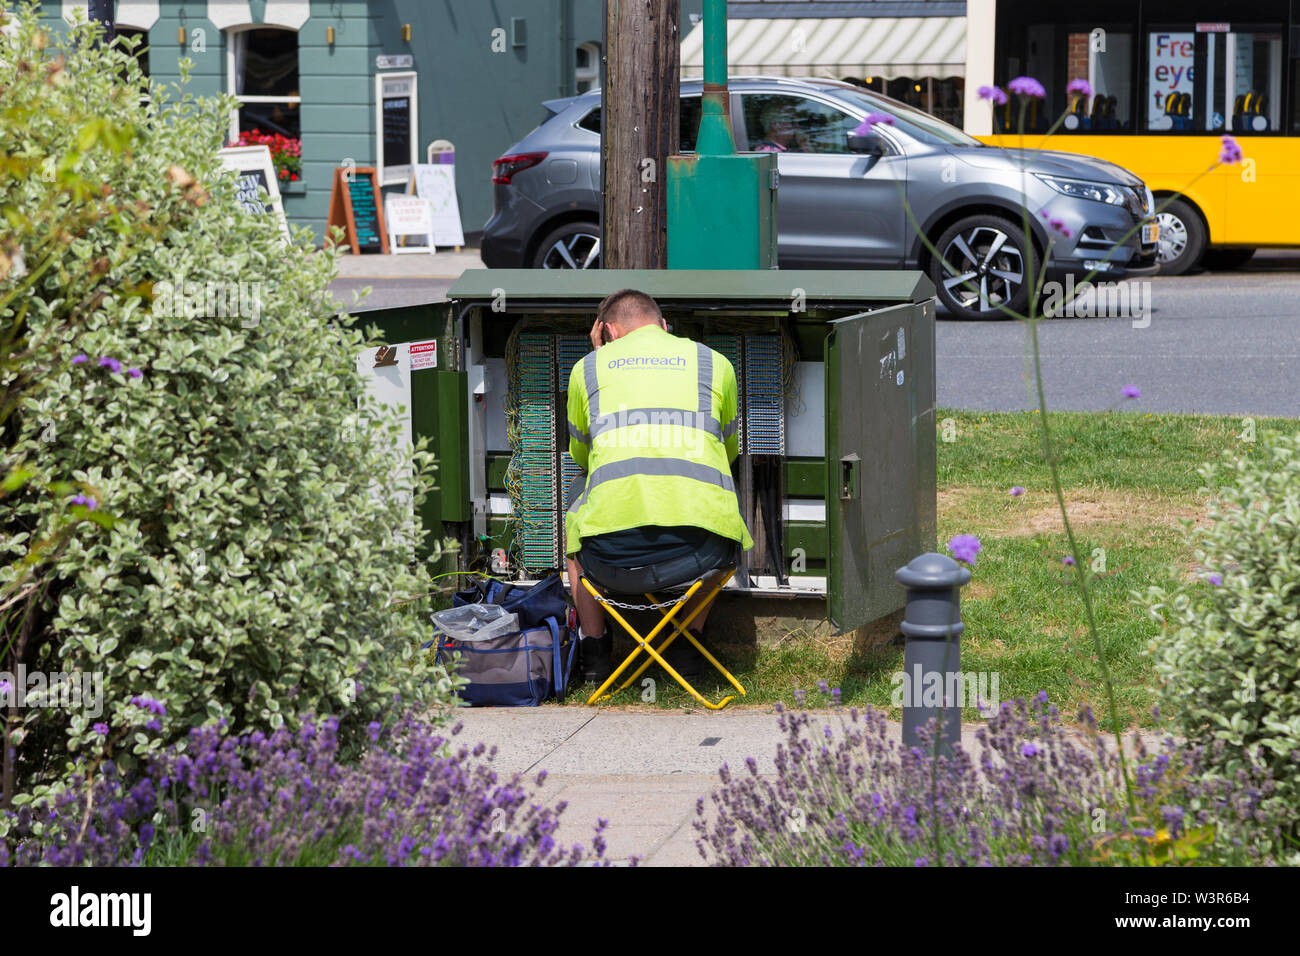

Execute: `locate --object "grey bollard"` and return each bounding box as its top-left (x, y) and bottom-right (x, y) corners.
top-left (896, 552), bottom-right (971, 758)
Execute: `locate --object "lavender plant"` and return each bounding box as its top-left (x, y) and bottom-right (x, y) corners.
top-left (0, 714), bottom-right (608, 867)
top-left (695, 693), bottom-right (1280, 867)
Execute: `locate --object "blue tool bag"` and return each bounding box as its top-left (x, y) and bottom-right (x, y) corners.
top-left (434, 573), bottom-right (576, 707)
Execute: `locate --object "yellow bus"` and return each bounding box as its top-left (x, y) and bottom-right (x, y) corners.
top-left (966, 0), bottom-right (1300, 273)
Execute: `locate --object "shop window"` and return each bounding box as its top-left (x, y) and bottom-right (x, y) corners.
top-left (227, 27), bottom-right (301, 141)
top-left (576, 42), bottom-right (601, 94)
top-left (114, 26), bottom-right (149, 78)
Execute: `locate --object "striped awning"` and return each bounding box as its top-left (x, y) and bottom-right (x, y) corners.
top-left (681, 16), bottom-right (967, 81)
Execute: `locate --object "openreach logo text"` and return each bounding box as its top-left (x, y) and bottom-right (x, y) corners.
top-left (891, 666), bottom-right (1000, 717)
top-left (1041, 276), bottom-right (1152, 328)
top-left (152, 275), bottom-right (263, 328)
top-left (0, 665), bottom-right (103, 718)
top-left (606, 355), bottom-right (688, 370)
top-left (50, 886), bottom-right (151, 936)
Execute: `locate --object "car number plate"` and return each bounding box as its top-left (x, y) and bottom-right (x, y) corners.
top-left (1141, 221), bottom-right (1159, 244)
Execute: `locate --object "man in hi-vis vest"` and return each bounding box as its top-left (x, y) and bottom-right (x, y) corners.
top-left (565, 289), bottom-right (753, 685)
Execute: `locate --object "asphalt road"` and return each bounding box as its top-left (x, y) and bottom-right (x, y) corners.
top-left (936, 252), bottom-right (1300, 417)
top-left (329, 251), bottom-right (1300, 418)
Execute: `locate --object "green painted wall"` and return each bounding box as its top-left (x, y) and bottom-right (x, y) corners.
top-left (36, 0), bottom-right (708, 242)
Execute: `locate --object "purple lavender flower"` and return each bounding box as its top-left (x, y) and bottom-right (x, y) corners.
top-left (1219, 135), bottom-right (1243, 165)
top-left (98, 356), bottom-right (123, 374)
top-left (93, 722), bottom-right (109, 735)
top-left (1007, 76), bottom-right (1046, 98)
top-left (1066, 78), bottom-right (1093, 98)
top-left (1062, 555), bottom-right (1076, 566)
top-left (1021, 742), bottom-right (1040, 757)
top-left (948, 534), bottom-right (982, 565)
top-left (977, 85), bottom-right (1008, 106)
top-left (1010, 486), bottom-right (1025, 497)
top-left (130, 696), bottom-right (166, 716)
top-left (1122, 384), bottom-right (1141, 399)
top-left (70, 353), bottom-right (89, 365)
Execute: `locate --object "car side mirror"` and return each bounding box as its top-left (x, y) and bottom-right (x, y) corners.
top-left (847, 132), bottom-right (885, 156)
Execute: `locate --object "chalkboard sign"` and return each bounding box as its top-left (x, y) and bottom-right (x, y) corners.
top-left (375, 72), bottom-right (418, 186)
top-left (327, 166), bottom-right (390, 255)
top-left (216, 145), bottom-right (289, 240)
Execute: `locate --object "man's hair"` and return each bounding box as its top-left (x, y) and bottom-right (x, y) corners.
top-left (596, 288), bottom-right (662, 329)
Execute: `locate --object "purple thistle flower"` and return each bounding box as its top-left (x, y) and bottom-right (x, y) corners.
top-left (853, 113), bottom-right (895, 135)
top-left (1007, 76), bottom-right (1046, 98)
top-left (1062, 555), bottom-right (1076, 566)
top-left (948, 534), bottom-right (982, 565)
top-left (1207, 573), bottom-right (1223, 586)
top-left (1010, 486), bottom-right (1025, 497)
top-left (93, 722), bottom-right (109, 735)
top-left (70, 353), bottom-right (89, 365)
top-left (1066, 78), bottom-right (1093, 98)
top-left (1218, 135), bottom-right (1243, 165)
top-left (977, 85), bottom-right (1008, 106)
top-left (1122, 384), bottom-right (1141, 399)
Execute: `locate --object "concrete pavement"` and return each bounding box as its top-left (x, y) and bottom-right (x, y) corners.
top-left (441, 706), bottom-right (1157, 866)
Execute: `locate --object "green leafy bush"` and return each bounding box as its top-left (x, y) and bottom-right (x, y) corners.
top-left (1140, 433), bottom-right (1300, 862)
top-left (1, 5), bottom-right (456, 801)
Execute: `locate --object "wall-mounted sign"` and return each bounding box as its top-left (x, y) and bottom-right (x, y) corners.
top-left (409, 163), bottom-right (465, 248)
top-left (376, 54), bottom-right (414, 69)
top-left (327, 166), bottom-right (390, 255)
top-left (376, 71), bottom-right (418, 186)
top-left (216, 145), bottom-right (290, 240)
top-left (1196, 22), bottom-right (1230, 32)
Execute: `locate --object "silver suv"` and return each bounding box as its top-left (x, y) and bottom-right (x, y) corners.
top-left (482, 76), bottom-right (1160, 320)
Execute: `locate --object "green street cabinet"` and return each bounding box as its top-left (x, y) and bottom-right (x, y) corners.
top-left (354, 269), bottom-right (938, 635)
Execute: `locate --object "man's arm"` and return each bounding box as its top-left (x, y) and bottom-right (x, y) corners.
top-left (567, 358), bottom-right (590, 471)
top-left (719, 354), bottom-right (740, 464)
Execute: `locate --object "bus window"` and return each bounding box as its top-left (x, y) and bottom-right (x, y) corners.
top-left (1144, 23), bottom-right (1283, 133)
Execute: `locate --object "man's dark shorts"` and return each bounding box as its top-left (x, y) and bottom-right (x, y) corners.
top-left (567, 474), bottom-right (738, 592)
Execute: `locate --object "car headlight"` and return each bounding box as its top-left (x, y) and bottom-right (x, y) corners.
top-left (1034, 174), bottom-right (1127, 206)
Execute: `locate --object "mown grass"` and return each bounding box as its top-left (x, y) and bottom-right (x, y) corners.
top-left (563, 410), bottom-right (1300, 728)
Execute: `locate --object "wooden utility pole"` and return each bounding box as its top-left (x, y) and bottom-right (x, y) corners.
top-left (601, 0), bottom-right (680, 269)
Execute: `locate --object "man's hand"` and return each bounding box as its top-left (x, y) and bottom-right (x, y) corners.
top-left (589, 318), bottom-right (607, 350)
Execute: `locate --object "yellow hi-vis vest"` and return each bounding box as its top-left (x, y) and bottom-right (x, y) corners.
top-left (564, 324), bottom-right (753, 556)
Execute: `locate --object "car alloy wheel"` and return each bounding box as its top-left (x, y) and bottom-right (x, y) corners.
top-left (938, 224), bottom-right (1026, 316)
top-left (540, 230), bottom-right (601, 269)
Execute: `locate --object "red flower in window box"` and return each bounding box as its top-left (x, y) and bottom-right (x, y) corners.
top-left (228, 129), bottom-right (303, 185)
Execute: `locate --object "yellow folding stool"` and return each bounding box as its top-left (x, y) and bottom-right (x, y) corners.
top-left (581, 567), bottom-right (746, 710)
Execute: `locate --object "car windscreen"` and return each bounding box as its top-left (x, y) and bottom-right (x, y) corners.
top-left (824, 87), bottom-right (984, 147)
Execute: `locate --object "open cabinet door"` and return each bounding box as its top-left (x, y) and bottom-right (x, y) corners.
top-left (824, 301), bottom-right (937, 633)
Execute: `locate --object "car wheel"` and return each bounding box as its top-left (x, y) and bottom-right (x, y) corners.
top-left (1154, 198), bottom-right (1206, 276)
top-left (532, 222), bottom-right (602, 269)
top-left (930, 216), bottom-right (1032, 320)
top-left (1202, 247), bottom-right (1255, 271)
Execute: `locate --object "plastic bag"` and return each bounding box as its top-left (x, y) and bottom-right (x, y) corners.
top-left (431, 604), bottom-right (520, 643)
